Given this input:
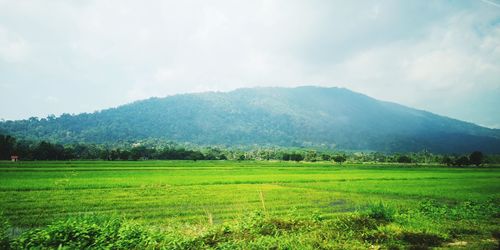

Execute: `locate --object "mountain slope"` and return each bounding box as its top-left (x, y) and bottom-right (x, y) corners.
top-left (1, 86), bottom-right (499, 153)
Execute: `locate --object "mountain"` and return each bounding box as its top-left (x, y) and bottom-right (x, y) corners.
top-left (1, 86), bottom-right (500, 153)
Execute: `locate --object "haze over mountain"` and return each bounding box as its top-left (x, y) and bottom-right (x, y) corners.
top-left (1, 86), bottom-right (499, 153)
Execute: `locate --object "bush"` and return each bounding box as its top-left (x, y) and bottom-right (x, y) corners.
top-left (399, 231), bottom-right (446, 248)
top-left (417, 199), bottom-right (499, 219)
top-left (2, 208), bottom-right (484, 249)
top-left (0, 214), bottom-right (10, 250)
top-left (364, 202), bottom-right (396, 222)
top-left (13, 216), bottom-right (161, 250)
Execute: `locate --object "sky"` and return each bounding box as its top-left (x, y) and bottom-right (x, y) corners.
top-left (1, 0), bottom-right (499, 128)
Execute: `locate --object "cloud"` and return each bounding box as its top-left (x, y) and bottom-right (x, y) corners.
top-left (316, 8), bottom-right (500, 127)
top-left (0, 27), bottom-right (30, 63)
top-left (0, 0), bottom-right (499, 128)
top-left (45, 96), bottom-right (60, 104)
top-left (480, 0), bottom-right (500, 8)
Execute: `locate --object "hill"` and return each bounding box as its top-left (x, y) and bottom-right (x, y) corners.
top-left (1, 86), bottom-right (499, 153)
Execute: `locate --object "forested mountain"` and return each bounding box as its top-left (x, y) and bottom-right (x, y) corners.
top-left (1, 86), bottom-right (500, 153)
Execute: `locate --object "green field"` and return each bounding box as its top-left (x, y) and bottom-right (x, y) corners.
top-left (1, 161), bottom-right (499, 249)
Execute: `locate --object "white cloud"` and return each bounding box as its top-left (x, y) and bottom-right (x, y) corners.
top-left (0, 0), bottom-right (499, 127)
top-left (45, 96), bottom-right (59, 104)
top-left (316, 9), bottom-right (500, 126)
top-left (0, 27), bottom-right (30, 63)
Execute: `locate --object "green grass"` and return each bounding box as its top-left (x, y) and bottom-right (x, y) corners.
top-left (0, 160), bottom-right (499, 249)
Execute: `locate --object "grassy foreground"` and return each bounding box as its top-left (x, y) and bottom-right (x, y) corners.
top-left (0, 160), bottom-right (499, 249)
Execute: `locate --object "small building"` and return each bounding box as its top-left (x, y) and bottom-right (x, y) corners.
top-left (11, 155), bottom-right (19, 162)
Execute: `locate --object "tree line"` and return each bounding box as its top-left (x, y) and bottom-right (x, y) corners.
top-left (0, 134), bottom-right (497, 165)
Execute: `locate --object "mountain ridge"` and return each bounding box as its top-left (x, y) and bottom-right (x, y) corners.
top-left (1, 86), bottom-right (499, 153)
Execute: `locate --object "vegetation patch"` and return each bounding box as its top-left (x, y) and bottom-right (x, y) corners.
top-left (399, 231), bottom-right (446, 249)
top-left (5, 209), bottom-right (487, 249)
top-left (0, 161), bottom-right (498, 249)
top-left (362, 201), bottom-right (396, 222)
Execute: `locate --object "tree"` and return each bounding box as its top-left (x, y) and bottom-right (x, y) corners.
top-left (305, 150), bottom-right (318, 162)
top-left (333, 155), bottom-right (346, 164)
top-left (282, 153), bottom-right (291, 161)
top-left (187, 151), bottom-right (204, 161)
top-left (14, 140), bottom-right (33, 160)
top-left (454, 156), bottom-right (470, 166)
top-left (109, 149), bottom-right (121, 161)
top-left (119, 150), bottom-right (131, 160)
top-left (321, 153), bottom-right (331, 161)
top-left (290, 153), bottom-right (304, 162)
top-left (130, 146), bottom-right (148, 160)
top-left (0, 135), bottom-right (16, 160)
top-left (469, 151), bottom-right (483, 166)
top-left (397, 155), bottom-right (412, 163)
top-left (236, 153), bottom-right (245, 161)
top-left (441, 156), bottom-right (453, 166)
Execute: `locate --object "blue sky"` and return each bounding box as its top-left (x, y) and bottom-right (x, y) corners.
top-left (1, 0), bottom-right (499, 128)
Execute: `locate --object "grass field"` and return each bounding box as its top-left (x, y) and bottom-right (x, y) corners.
top-left (0, 160), bottom-right (499, 249)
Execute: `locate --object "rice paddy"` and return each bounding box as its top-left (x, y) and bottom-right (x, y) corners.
top-left (0, 160), bottom-right (499, 249)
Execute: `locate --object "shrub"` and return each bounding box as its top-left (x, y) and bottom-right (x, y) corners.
top-left (321, 213), bottom-right (379, 242)
top-left (418, 199), bottom-right (499, 219)
top-left (2, 209), bottom-right (477, 249)
top-left (399, 231), bottom-right (446, 248)
top-left (0, 214), bottom-right (10, 250)
top-left (364, 202), bottom-right (396, 222)
top-left (13, 216), bottom-right (161, 250)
